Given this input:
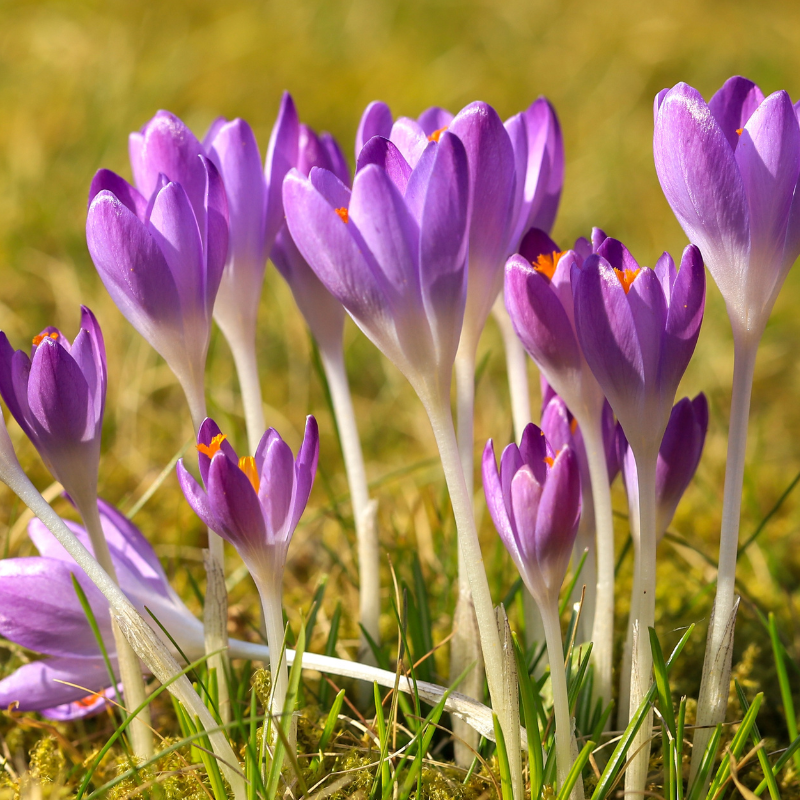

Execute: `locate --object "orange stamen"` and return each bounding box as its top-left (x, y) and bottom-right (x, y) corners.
top-left (335, 207), bottom-right (349, 223)
top-left (570, 418), bottom-right (578, 435)
top-left (32, 332), bottom-right (59, 346)
top-left (736, 128), bottom-right (743, 135)
top-left (238, 456), bottom-right (260, 493)
top-left (532, 250), bottom-right (564, 281)
top-left (544, 448), bottom-right (562, 468)
top-left (196, 433), bottom-right (227, 459)
top-left (428, 126), bottom-right (448, 142)
top-left (614, 267), bottom-right (641, 294)
top-left (76, 693), bottom-right (103, 708)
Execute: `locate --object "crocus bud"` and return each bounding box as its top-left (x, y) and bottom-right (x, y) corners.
top-left (271, 95), bottom-right (350, 352)
top-left (505, 98), bottom-right (565, 250)
top-left (283, 130), bottom-right (470, 402)
top-left (176, 416), bottom-right (319, 575)
top-left (618, 394), bottom-right (709, 540)
top-left (482, 424), bottom-right (581, 606)
top-left (572, 238), bottom-right (706, 456)
top-left (86, 111), bottom-right (229, 423)
top-left (654, 78), bottom-right (800, 342)
top-left (0, 307), bottom-right (106, 510)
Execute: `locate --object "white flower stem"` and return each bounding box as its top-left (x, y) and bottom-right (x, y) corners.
top-left (183, 385), bottom-right (230, 723)
top-left (492, 295), bottom-right (532, 441)
top-left (318, 344), bottom-right (380, 660)
top-left (452, 346), bottom-right (485, 764)
top-left (226, 330), bottom-right (266, 455)
top-left (1, 464), bottom-right (245, 798)
top-left (541, 599), bottom-right (579, 796)
top-left (617, 495), bottom-right (641, 731)
top-left (625, 449), bottom-right (658, 797)
top-left (690, 339), bottom-right (757, 783)
top-left (421, 391), bottom-right (522, 796)
top-left (253, 567), bottom-right (293, 752)
top-left (578, 412), bottom-right (616, 710)
top-left (77, 497), bottom-right (153, 760)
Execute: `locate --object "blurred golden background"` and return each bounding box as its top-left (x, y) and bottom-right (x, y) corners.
top-left (2, 0), bottom-right (800, 733)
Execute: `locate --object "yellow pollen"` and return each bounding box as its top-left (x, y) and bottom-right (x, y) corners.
top-left (32, 332), bottom-right (58, 346)
top-left (238, 456), bottom-right (260, 493)
top-left (570, 418), bottom-right (578, 435)
top-left (428, 126), bottom-right (448, 142)
top-left (736, 127), bottom-right (744, 135)
top-left (532, 250), bottom-right (565, 280)
top-left (614, 267), bottom-right (641, 294)
top-left (196, 433), bottom-right (227, 459)
top-left (335, 207), bottom-right (349, 223)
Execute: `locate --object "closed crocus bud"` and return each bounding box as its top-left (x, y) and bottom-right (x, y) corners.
top-left (86, 111), bottom-right (229, 426)
top-left (572, 238), bottom-right (706, 457)
top-left (654, 78), bottom-right (800, 341)
top-left (177, 416), bottom-right (319, 576)
top-left (283, 130), bottom-right (470, 403)
top-left (483, 424), bottom-right (581, 606)
top-left (271, 98), bottom-right (351, 352)
top-left (0, 307), bottom-right (106, 511)
top-left (505, 98), bottom-right (565, 250)
top-left (619, 394), bottom-right (709, 541)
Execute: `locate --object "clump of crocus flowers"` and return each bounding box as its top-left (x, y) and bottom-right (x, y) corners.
top-left (0, 72), bottom-right (789, 800)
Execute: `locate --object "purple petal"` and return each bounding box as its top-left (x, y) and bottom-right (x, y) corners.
top-left (41, 683), bottom-right (119, 721)
top-left (356, 137), bottom-right (412, 194)
top-left (626, 267), bottom-right (668, 389)
top-left (200, 156), bottom-right (229, 311)
top-left (289, 415), bottom-right (319, 532)
top-left (509, 465), bottom-right (545, 566)
top-left (482, 439), bottom-right (519, 564)
top-left (654, 83), bottom-right (751, 307)
top-left (176, 459), bottom-right (221, 533)
top-left (708, 76), bottom-right (765, 150)
top-left (417, 106), bottom-right (453, 137)
top-left (196, 417), bottom-right (238, 485)
top-left (308, 166), bottom-right (352, 209)
top-left (0, 557), bottom-right (108, 658)
top-left (517, 422), bottom-right (549, 484)
top-left (319, 133), bottom-right (351, 187)
top-left (257, 433), bottom-right (295, 543)
top-left (88, 170), bottom-right (147, 220)
top-left (0, 335), bottom-right (34, 440)
top-left (654, 252), bottom-right (677, 299)
top-left (356, 101), bottom-right (394, 159)
top-left (265, 92), bottom-right (301, 249)
top-left (518, 228), bottom-right (560, 263)
top-left (540, 395), bottom-right (574, 453)
top-left (0, 656), bottom-right (117, 713)
top-left (596, 237), bottom-right (641, 273)
top-left (389, 117), bottom-right (429, 167)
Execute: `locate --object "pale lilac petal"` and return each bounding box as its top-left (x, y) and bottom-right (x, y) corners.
top-left (308, 166), bottom-right (352, 209)
top-left (290, 415), bottom-right (319, 532)
top-left (265, 92), bottom-right (301, 249)
top-left (625, 268), bottom-right (668, 389)
top-left (356, 101), bottom-right (393, 159)
top-left (42, 684), bottom-right (119, 720)
top-left (88, 170), bottom-right (148, 220)
top-left (708, 76), bottom-right (765, 150)
top-left (482, 439), bottom-right (519, 564)
top-left (390, 117), bottom-right (428, 167)
top-left (417, 106), bottom-right (453, 136)
top-left (654, 252), bottom-right (677, 299)
top-left (176, 460), bottom-right (221, 534)
top-left (257, 434), bottom-right (295, 542)
top-left (356, 137), bottom-right (412, 194)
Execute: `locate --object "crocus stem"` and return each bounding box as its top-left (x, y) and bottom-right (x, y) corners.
top-left (2, 465), bottom-right (246, 798)
top-left (254, 570), bottom-right (293, 752)
top-left (691, 339), bottom-right (757, 783)
top-left (78, 498), bottom-right (153, 760)
top-left (625, 451), bottom-right (658, 797)
top-left (226, 330), bottom-right (266, 454)
top-left (579, 412), bottom-right (616, 710)
top-left (541, 599), bottom-right (578, 795)
top-left (618, 501), bottom-right (641, 731)
top-left (183, 384), bottom-right (230, 723)
top-left (422, 392), bottom-right (522, 797)
top-left (492, 295), bottom-right (532, 441)
top-left (318, 344), bottom-right (380, 660)
top-left (452, 346), bottom-right (485, 764)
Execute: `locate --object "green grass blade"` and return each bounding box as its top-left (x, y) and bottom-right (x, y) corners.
top-left (686, 724), bottom-right (722, 800)
top-left (318, 600), bottom-right (341, 707)
top-left (676, 697), bottom-right (686, 800)
top-left (492, 713), bottom-right (514, 800)
top-left (513, 631), bottom-right (544, 800)
top-left (768, 613), bottom-right (800, 775)
top-left (371, 682), bottom-right (391, 796)
top-left (735, 682), bottom-right (780, 800)
top-left (755, 734), bottom-right (800, 795)
top-left (707, 692), bottom-right (762, 798)
top-left (560, 548), bottom-right (589, 617)
top-left (649, 626), bottom-right (676, 736)
top-left (557, 740), bottom-right (595, 800)
top-left (311, 687), bottom-right (345, 777)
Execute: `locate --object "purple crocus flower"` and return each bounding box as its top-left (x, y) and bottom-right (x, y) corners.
top-left (0, 499), bottom-right (204, 720)
top-left (0, 308), bottom-right (106, 513)
top-left (271, 97), bottom-right (351, 351)
top-left (282, 129), bottom-right (470, 401)
top-left (654, 78), bottom-right (800, 339)
top-left (618, 393), bottom-right (709, 541)
top-left (482, 423), bottom-right (581, 606)
top-left (176, 417), bottom-right (319, 577)
top-left (356, 100), bottom-right (517, 350)
top-left (505, 98), bottom-right (565, 249)
top-left (86, 111), bottom-right (229, 425)
top-left (571, 237), bottom-right (706, 455)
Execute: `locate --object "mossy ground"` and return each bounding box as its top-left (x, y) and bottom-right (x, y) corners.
top-left (2, 0), bottom-right (800, 796)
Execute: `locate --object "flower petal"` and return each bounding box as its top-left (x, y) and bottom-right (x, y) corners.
top-left (356, 137), bottom-right (413, 194)
top-left (482, 439), bottom-right (520, 565)
top-left (417, 106), bottom-right (453, 137)
top-left (708, 76), bottom-right (765, 150)
top-left (320, 133), bottom-right (351, 187)
top-left (265, 92), bottom-right (300, 249)
top-left (390, 117), bottom-right (428, 167)
top-left (356, 100), bottom-right (394, 159)
top-left (88, 170), bottom-right (148, 220)
top-left (176, 459), bottom-right (222, 533)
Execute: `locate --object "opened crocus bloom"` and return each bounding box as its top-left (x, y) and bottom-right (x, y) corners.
top-left (0, 307), bottom-right (106, 513)
top-left (0, 499), bottom-right (204, 720)
top-left (86, 110), bottom-right (229, 425)
top-left (654, 77), bottom-right (800, 341)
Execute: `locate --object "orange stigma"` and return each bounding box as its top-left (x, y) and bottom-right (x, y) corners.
top-left (544, 448), bottom-right (562, 468)
top-left (196, 433), bottom-right (227, 459)
top-left (238, 456), bottom-right (260, 493)
top-left (736, 128), bottom-right (744, 135)
top-left (335, 207), bottom-right (349, 223)
top-left (532, 250), bottom-right (564, 280)
top-left (428, 126), bottom-right (448, 142)
top-left (614, 267), bottom-right (640, 293)
top-left (570, 417), bottom-right (578, 435)
top-left (32, 332), bottom-right (58, 346)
